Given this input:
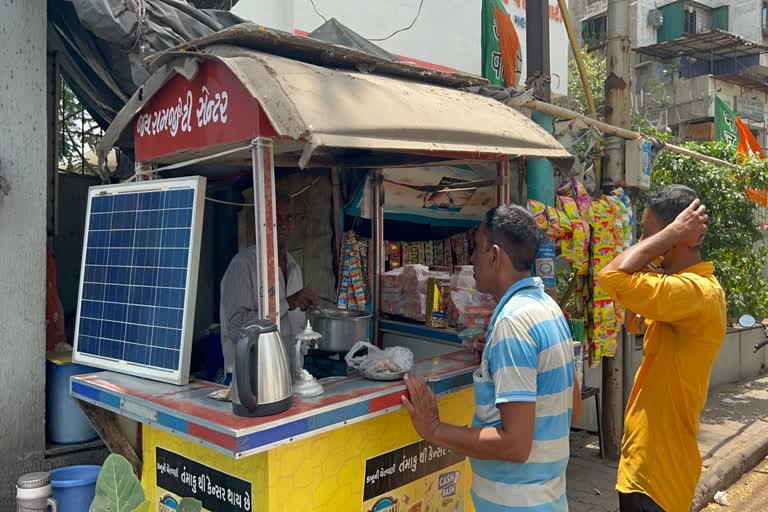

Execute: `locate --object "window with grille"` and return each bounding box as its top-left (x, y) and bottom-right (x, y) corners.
top-left (582, 15), bottom-right (607, 47)
top-left (683, 9), bottom-right (697, 34)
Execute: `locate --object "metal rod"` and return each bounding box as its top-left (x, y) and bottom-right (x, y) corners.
top-left (557, 0), bottom-right (604, 188)
top-left (513, 98), bottom-right (737, 169)
top-left (371, 170), bottom-right (384, 348)
top-left (250, 145), bottom-right (265, 324)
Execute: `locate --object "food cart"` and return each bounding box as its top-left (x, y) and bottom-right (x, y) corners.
top-left (71, 25), bottom-right (569, 512)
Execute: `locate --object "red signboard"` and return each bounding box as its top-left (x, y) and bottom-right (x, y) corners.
top-left (134, 59), bottom-right (277, 162)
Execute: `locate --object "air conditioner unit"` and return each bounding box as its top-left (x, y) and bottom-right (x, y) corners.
top-left (648, 9), bottom-right (664, 28)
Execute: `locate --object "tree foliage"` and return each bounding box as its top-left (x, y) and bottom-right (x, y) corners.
top-left (651, 142), bottom-right (768, 321)
top-left (59, 80), bottom-right (102, 175)
top-left (565, 46), bottom-right (606, 118)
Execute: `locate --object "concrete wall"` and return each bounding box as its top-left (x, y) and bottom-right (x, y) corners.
top-left (0, 0), bottom-right (49, 498)
top-left (574, 326), bottom-right (767, 435)
top-left (0, 3), bottom-right (105, 506)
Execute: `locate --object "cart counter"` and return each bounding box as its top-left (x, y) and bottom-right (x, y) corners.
top-left (72, 351), bottom-right (479, 512)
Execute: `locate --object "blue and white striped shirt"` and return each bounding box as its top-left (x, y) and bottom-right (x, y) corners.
top-left (470, 277), bottom-right (574, 512)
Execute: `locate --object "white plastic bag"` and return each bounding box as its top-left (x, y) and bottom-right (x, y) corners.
top-left (345, 341), bottom-right (414, 379)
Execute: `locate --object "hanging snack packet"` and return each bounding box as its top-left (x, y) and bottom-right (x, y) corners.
top-left (527, 199), bottom-right (549, 231)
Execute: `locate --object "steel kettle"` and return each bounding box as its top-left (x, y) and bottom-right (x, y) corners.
top-left (232, 319), bottom-right (292, 417)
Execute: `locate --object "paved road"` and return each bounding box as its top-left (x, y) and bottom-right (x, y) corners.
top-left (704, 457), bottom-right (768, 511)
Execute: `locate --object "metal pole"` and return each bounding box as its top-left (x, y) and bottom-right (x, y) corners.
top-left (496, 159), bottom-right (511, 206)
top-left (602, 0), bottom-right (632, 460)
top-left (251, 137), bottom-right (279, 324)
top-left (371, 170), bottom-right (384, 347)
top-left (526, 0), bottom-right (554, 206)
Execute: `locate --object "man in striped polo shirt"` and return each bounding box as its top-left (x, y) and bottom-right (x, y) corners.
top-left (402, 204), bottom-right (580, 511)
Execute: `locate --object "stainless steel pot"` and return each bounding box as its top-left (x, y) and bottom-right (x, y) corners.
top-left (307, 308), bottom-right (372, 352)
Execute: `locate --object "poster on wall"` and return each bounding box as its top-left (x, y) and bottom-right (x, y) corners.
top-left (362, 440), bottom-right (466, 512)
top-left (155, 447), bottom-right (253, 512)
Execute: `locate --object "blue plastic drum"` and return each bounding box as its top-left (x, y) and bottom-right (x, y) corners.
top-left (50, 465), bottom-right (101, 512)
top-left (46, 352), bottom-right (99, 444)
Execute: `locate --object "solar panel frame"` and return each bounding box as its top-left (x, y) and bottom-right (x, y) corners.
top-left (72, 176), bottom-right (206, 385)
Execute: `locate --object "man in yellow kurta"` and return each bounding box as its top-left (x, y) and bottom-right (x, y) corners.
top-left (598, 185), bottom-right (726, 512)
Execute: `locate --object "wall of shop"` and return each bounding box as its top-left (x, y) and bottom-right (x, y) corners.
top-left (710, 326), bottom-right (767, 388)
top-left (54, 173), bottom-right (100, 341)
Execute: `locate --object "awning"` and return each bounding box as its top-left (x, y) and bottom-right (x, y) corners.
top-left (100, 43), bottom-right (569, 173)
top-left (635, 30), bottom-right (768, 62)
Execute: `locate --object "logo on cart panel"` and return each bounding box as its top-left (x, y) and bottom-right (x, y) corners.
top-left (369, 496), bottom-right (399, 512)
top-left (158, 494), bottom-right (179, 511)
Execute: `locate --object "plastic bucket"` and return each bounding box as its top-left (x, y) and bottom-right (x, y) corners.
top-left (50, 465), bottom-right (100, 512)
top-left (46, 352), bottom-right (99, 444)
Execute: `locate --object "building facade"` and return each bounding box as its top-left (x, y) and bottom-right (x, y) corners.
top-left (569, 0), bottom-right (768, 149)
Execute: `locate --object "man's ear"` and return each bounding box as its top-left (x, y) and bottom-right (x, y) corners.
top-left (490, 244), bottom-right (501, 268)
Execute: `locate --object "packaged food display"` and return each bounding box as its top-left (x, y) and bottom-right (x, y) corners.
top-left (381, 265), bottom-right (430, 321)
top-left (425, 275), bottom-right (451, 328)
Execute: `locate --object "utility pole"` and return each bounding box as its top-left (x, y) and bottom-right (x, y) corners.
top-left (525, 0), bottom-right (554, 206)
top-left (603, 0), bottom-right (632, 460)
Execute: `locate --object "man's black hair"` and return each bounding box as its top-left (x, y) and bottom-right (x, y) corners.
top-left (483, 204), bottom-right (541, 272)
top-left (647, 185), bottom-right (698, 226)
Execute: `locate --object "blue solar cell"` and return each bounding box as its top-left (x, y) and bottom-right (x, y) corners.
top-left (138, 191), bottom-right (163, 210)
top-left (89, 213), bottom-right (112, 230)
top-left (104, 284), bottom-right (128, 303)
top-left (111, 212), bottom-right (136, 230)
top-left (156, 287), bottom-right (185, 309)
top-left (79, 318), bottom-right (98, 336)
top-left (82, 283), bottom-right (105, 301)
top-left (114, 192), bottom-right (138, 212)
top-left (111, 231), bottom-right (132, 248)
top-left (106, 267), bottom-right (131, 285)
top-left (123, 343), bottom-right (138, 362)
top-left (149, 348), bottom-right (165, 368)
top-left (166, 189), bottom-right (193, 209)
top-left (91, 195), bottom-right (113, 213)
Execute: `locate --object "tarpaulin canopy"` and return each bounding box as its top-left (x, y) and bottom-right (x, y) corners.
top-left (100, 41), bottom-right (569, 172)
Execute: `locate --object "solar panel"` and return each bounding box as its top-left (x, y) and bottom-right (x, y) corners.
top-left (73, 177), bottom-right (206, 385)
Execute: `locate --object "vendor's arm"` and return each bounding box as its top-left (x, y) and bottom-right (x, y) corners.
top-left (401, 375), bottom-right (535, 462)
top-left (286, 288), bottom-right (318, 311)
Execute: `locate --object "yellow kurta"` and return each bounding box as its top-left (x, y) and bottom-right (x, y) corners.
top-left (599, 262), bottom-right (726, 512)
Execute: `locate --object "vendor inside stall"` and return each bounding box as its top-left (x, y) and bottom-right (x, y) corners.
top-left (219, 190), bottom-right (318, 378)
